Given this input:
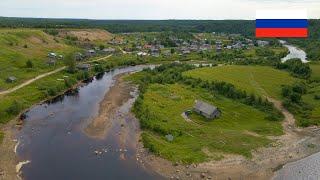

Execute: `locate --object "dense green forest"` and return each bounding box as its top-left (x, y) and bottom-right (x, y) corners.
top-left (0, 17), bottom-right (254, 34)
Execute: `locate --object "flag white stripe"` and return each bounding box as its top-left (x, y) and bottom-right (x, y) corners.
top-left (256, 10), bottom-right (307, 19)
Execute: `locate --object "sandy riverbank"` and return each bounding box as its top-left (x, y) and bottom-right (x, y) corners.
top-left (0, 120), bottom-right (19, 180)
top-left (84, 75), bottom-right (136, 139)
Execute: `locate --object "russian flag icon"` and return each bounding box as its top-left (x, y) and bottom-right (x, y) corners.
top-left (256, 10), bottom-right (308, 38)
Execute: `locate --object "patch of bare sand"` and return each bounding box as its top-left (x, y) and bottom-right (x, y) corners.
top-left (58, 29), bottom-right (113, 42)
top-left (0, 120), bottom-right (20, 180)
top-left (84, 75), bottom-right (134, 139)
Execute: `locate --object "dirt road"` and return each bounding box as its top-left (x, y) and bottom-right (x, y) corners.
top-left (0, 55), bottom-right (112, 96)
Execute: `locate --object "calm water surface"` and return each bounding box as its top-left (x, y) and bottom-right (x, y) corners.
top-left (16, 65), bottom-right (161, 180)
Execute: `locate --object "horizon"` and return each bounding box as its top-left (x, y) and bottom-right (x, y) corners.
top-left (1, 0), bottom-right (320, 20)
top-left (1, 16), bottom-right (319, 21)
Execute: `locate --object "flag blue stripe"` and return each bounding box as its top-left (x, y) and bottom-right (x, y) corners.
top-left (256, 19), bottom-right (308, 28)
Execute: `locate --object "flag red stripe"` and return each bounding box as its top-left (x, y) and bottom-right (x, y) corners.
top-left (256, 28), bottom-right (308, 38)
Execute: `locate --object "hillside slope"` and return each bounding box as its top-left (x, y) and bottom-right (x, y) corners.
top-left (0, 29), bottom-right (79, 91)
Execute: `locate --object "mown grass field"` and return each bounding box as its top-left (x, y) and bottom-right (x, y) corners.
top-left (183, 65), bottom-right (297, 100)
top-left (0, 28), bottom-right (79, 90)
top-left (140, 83), bottom-right (283, 163)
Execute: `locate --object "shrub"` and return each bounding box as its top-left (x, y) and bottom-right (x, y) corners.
top-left (6, 100), bottom-right (24, 115)
top-left (94, 64), bottom-right (104, 73)
top-left (26, 60), bottom-right (34, 68)
top-left (46, 87), bottom-right (58, 96)
top-left (64, 78), bottom-right (76, 88)
top-left (314, 95), bottom-right (320, 100)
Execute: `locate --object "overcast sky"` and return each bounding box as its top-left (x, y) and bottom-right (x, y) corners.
top-left (0, 0), bottom-right (319, 20)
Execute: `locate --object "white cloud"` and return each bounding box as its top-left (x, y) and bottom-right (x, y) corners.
top-left (0, 0), bottom-right (319, 19)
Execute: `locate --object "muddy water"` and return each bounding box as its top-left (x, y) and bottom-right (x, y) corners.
top-left (280, 40), bottom-right (308, 63)
top-left (16, 65), bottom-right (162, 180)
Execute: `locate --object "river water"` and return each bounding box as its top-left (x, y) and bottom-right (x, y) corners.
top-left (280, 40), bottom-right (308, 63)
top-left (16, 65), bottom-right (161, 180)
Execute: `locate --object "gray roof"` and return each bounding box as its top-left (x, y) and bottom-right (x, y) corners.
top-left (76, 64), bottom-right (91, 69)
top-left (194, 100), bottom-right (218, 115)
top-left (7, 76), bottom-right (17, 81)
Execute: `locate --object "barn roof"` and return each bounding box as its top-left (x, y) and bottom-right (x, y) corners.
top-left (194, 100), bottom-right (218, 115)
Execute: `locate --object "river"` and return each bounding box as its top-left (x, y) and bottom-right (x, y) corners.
top-left (16, 65), bottom-right (162, 180)
top-left (280, 40), bottom-right (308, 63)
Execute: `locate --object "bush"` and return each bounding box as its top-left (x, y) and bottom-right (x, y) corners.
top-left (6, 100), bottom-right (24, 115)
top-left (99, 45), bottom-right (105, 50)
top-left (64, 78), bottom-right (76, 88)
top-left (76, 71), bottom-right (90, 80)
top-left (23, 44), bottom-right (28, 48)
top-left (43, 29), bottom-right (59, 36)
top-left (26, 60), bottom-right (34, 68)
top-left (46, 87), bottom-right (58, 96)
top-left (314, 95), bottom-right (320, 100)
top-left (94, 64), bottom-right (104, 73)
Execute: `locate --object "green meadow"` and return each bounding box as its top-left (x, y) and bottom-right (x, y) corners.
top-left (0, 28), bottom-right (79, 90)
top-left (310, 64), bottom-right (320, 81)
top-left (183, 65), bottom-right (297, 100)
top-left (139, 83), bottom-right (283, 163)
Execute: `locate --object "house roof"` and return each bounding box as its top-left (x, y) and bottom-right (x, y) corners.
top-left (194, 100), bottom-right (218, 115)
top-left (7, 76), bottom-right (17, 81)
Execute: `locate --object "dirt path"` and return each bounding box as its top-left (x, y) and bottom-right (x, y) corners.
top-left (0, 66), bottom-right (66, 96)
top-left (0, 55), bottom-right (112, 96)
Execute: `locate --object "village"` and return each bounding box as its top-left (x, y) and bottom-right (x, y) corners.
top-left (4, 32), bottom-right (271, 85)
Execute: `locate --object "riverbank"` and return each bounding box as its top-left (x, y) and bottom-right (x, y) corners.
top-left (84, 75), bottom-right (135, 139)
top-left (0, 77), bottom-right (87, 180)
top-left (0, 120), bottom-right (18, 180)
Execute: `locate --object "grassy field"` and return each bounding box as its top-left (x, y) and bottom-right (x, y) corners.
top-left (183, 65), bottom-right (297, 100)
top-left (302, 85), bottom-right (320, 124)
top-left (0, 28), bottom-right (79, 90)
top-left (139, 83), bottom-right (283, 163)
top-left (310, 64), bottom-right (320, 81)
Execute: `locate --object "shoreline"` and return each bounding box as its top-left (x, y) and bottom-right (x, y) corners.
top-left (0, 120), bottom-right (19, 180)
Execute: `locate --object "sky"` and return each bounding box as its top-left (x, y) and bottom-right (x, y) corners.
top-left (0, 0), bottom-right (320, 20)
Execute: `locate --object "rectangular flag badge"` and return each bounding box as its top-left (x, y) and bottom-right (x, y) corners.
top-left (256, 10), bottom-right (308, 38)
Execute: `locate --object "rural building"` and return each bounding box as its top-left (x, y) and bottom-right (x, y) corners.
top-left (6, 76), bottom-right (17, 83)
top-left (75, 52), bottom-right (85, 61)
top-left (102, 48), bottom-right (116, 54)
top-left (86, 49), bottom-right (96, 57)
top-left (48, 52), bottom-right (57, 59)
top-left (193, 100), bottom-right (220, 120)
top-left (257, 40), bottom-right (269, 47)
top-left (76, 64), bottom-right (91, 71)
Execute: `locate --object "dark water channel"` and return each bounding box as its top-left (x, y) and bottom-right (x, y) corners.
top-left (16, 65), bottom-right (161, 180)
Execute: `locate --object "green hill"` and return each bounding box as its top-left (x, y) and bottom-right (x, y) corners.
top-left (0, 28), bottom-right (78, 91)
top-left (183, 65), bottom-right (297, 100)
